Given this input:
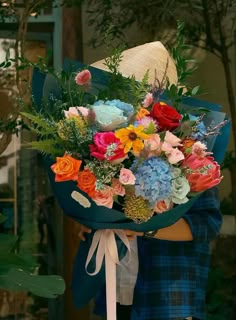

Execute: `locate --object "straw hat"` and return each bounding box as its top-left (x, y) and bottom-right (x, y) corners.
top-left (91, 41), bottom-right (178, 85)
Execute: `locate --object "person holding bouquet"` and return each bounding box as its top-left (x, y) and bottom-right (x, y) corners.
top-left (28, 40), bottom-right (228, 320)
top-left (79, 186), bottom-right (221, 320)
top-left (76, 42), bottom-right (223, 320)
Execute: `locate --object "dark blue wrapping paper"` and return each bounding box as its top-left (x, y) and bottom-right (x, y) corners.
top-left (32, 63), bottom-right (230, 308)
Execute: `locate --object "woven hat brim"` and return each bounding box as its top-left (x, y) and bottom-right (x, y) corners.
top-left (91, 41), bottom-right (178, 85)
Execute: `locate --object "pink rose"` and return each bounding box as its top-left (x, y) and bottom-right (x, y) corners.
top-left (92, 186), bottom-right (114, 208)
top-left (119, 168), bottom-right (136, 185)
top-left (111, 178), bottom-right (126, 196)
top-left (161, 141), bottom-right (174, 154)
top-left (64, 106), bottom-right (89, 119)
top-left (75, 69), bottom-right (91, 85)
top-left (181, 154), bottom-right (222, 192)
top-left (167, 148), bottom-right (185, 164)
top-left (143, 93), bottom-right (153, 108)
top-left (164, 131), bottom-right (182, 147)
top-left (145, 134), bottom-right (161, 151)
top-left (89, 132), bottom-right (126, 161)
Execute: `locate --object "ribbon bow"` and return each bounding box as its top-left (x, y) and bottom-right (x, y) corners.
top-left (85, 229), bottom-right (131, 320)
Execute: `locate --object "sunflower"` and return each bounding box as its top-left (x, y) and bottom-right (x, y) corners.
top-left (115, 124), bottom-right (150, 153)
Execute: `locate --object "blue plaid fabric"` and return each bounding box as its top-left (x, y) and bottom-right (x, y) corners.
top-left (131, 187), bottom-right (221, 320)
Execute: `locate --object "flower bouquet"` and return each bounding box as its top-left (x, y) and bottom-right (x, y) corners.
top-left (28, 41), bottom-right (230, 316)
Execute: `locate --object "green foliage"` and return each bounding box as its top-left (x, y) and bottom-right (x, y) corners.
top-left (20, 111), bottom-right (64, 156)
top-left (0, 269), bottom-right (65, 298)
top-left (165, 21), bottom-right (201, 108)
top-left (172, 21), bottom-right (198, 85)
top-left (0, 214), bottom-right (65, 297)
top-left (221, 150), bottom-right (236, 171)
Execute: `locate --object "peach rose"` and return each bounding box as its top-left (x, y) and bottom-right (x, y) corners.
top-left (154, 199), bottom-right (173, 214)
top-left (111, 178), bottom-right (126, 196)
top-left (77, 169), bottom-right (96, 197)
top-left (92, 186), bottom-right (114, 208)
top-left (51, 155), bottom-right (82, 182)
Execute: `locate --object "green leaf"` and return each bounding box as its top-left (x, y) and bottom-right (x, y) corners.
top-left (0, 214), bottom-right (7, 224)
top-left (5, 48), bottom-right (10, 61)
top-left (0, 252), bottom-right (37, 273)
top-left (4, 61), bottom-right (11, 68)
top-left (27, 140), bottom-right (63, 156)
top-left (191, 85), bottom-right (200, 95)
top-left (0, 269), bottom-right (65, 298)
top-left (0, 61), bottom-right (6, 68)
top-left (0, 233), bottom-right (18, 252)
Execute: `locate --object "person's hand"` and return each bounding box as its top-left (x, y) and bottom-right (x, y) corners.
top-left (78, 224), bottom-right (92, 241)
top-left (123, 229), bottom-right (144, 240)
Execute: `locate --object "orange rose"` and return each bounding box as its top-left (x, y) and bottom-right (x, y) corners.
top-left (77, 169), bottom-right (96, 197)
top-left (51, 155), bottom-right (82, 182)
top-left (136, 108), bottom-right (150, 121)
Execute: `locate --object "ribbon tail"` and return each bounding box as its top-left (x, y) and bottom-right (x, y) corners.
top-left (105, 249), bottom-right (117, 320)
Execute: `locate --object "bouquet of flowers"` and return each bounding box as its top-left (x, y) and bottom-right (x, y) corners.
top-left (27, 40), bottom-right (229, 315)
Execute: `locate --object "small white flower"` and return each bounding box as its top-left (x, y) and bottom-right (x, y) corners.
top-left (71, 191), bottom-right (91, 208)
top-left (171, 168), bottom-right (190, 204)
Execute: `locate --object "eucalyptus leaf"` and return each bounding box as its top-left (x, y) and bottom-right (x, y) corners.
top-left (0, 269), bottom-right (65, 298)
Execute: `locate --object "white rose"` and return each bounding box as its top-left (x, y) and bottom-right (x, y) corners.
top-left (92, 104), bottom-right (127, 131)
top-left (171, 168), bottom-right (190, 204)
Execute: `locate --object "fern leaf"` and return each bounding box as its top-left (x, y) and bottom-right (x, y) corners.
top-left (23, 140), bottom-right (64, 157)
top-left (21, 112), bottom-right (56, 134)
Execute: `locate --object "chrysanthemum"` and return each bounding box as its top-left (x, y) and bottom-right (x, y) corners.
top-left (115, 124), bottom-right (149, 153)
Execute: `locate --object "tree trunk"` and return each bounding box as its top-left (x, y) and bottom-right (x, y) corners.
top-left (221, 48), bottom-right (236, 206)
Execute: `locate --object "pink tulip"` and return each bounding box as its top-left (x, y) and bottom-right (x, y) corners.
top-left (75, 69), bottom-right (91, 85)
top-left (181, 154), bottom-right (222, 192)
top-left (143, 93), bottom-right (153, 108)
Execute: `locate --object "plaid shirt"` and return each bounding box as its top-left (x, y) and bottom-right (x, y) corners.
top-left (94, 187), bottom-right (221, 320)
top-left (131, 187), bottom-right (221, 320)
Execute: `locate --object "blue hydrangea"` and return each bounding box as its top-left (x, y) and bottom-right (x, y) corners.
top-left (189, 114), bottom-right (207, 140)
top-left (131, 157), bottom-right (172, 206)
top-left (93, 99), bottom-right (134, 118)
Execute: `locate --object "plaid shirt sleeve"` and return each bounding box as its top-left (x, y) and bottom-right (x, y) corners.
top-left (183, 187), bottom-right (222, 242)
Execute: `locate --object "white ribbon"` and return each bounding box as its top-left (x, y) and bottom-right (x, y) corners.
top-left (85, 229), bottom-right (131, 320)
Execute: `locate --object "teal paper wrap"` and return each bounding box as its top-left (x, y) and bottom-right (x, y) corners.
top-left (32, 63), bottom-right (230, 308)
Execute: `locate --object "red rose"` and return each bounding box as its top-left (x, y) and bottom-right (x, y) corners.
top-left (150, 102), bottom-right (182, 131)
